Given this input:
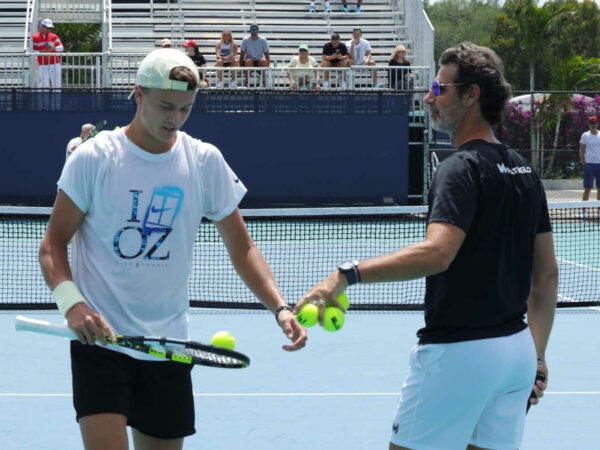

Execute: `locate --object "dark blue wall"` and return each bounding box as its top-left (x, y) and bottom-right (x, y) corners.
top-left (0, 91), bottom-right (410, 207)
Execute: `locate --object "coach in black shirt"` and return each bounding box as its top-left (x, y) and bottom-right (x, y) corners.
top-left (297, 42), bottom-right (558, 450)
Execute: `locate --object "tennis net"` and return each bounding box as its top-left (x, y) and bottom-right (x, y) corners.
top-left (1, 202), bottom-right (599, 311)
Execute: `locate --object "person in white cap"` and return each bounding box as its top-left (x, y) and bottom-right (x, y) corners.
top-left (31, 18), bottom-right (63, 89)
top-left (158, 38), bottom-right (172, 48)
top-left (39, 48), bottom-right (307, 449)
top-left (287, 44), bottom-right (320, 90)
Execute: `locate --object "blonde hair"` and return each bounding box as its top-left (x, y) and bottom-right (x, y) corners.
top-left (220, 29), bottom-right (236, 46)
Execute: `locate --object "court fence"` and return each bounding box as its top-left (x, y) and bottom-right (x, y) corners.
top-left (0, 52), bottom-right (431, 94)
top-left (1, 202), bottom-right (599, 311)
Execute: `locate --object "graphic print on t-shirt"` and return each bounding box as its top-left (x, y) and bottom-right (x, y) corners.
top-left (113, 186), bottom-right (183, 261)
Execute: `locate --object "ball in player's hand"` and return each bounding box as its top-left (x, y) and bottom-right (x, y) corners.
top-left (296, 303), bottom-right (319, 327)
top-left (323, 307), bottom-right (345, 332)
top-left (211, 330), bottom-right (236, 350)
top-left (334, 292), bottom-right (349, 310)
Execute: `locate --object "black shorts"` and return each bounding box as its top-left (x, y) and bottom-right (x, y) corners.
top-left (71, 341), bottom-right (195, 439)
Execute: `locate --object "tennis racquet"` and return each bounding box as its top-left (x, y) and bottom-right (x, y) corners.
top-left (15, 315), bottom-right (250, 369)
top-left (526, 371), bottom-right (546, 413)
top-left (82, 119), bottom-right (107, 142)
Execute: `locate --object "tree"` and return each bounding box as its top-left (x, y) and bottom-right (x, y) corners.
top-left (53, 23), bottom-right (101, 53)
top-left (424, 0), bottom-right (502, 68)
top-left (537, 55), bottom-right (600, 176)
top-left (491, 0), bottom-right (572, 169)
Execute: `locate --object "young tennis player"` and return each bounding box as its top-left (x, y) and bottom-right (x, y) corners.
top-left (297, 42), bottom-right (558, 450)
top-left (39, 48), bottom-right (307, 449)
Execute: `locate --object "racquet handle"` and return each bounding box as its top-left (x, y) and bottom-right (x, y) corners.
top-left (15, 315), bottom-right (77, 339)
top-left (526, 371), bottom-right (546, 413)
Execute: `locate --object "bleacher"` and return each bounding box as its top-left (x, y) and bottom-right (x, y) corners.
top-left (0, 0), bottom-right (433, 90)
top-left (0, 1), bottom-right (28, 53)
top-left (110, 0), bottom-right (415, 67)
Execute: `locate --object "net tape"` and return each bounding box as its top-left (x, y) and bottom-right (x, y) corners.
top-left (1, 203), bottom-right (599, 311)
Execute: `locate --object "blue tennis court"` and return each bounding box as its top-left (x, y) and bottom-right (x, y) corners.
top-left (1, 310), bottom-right (599, 449)
top-left (1, 202), bottom-right (599, 448)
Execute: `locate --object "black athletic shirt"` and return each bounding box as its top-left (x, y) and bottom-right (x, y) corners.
top-left (417, 139), bottom-right (552, 344)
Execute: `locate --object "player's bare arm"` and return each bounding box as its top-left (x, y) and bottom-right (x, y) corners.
top-left (214, 209), bottom-right (307, 351)
top-left (39, 189), bottom-right (114, 344)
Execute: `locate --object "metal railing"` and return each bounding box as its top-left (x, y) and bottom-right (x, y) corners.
top-left (0, 52), bottom-right (431, 94)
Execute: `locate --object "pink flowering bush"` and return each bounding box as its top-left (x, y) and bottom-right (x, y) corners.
top-left (499, 94), bottom-right (600, 178)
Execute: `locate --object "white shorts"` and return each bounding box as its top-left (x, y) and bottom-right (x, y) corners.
top-left (390, 328), bottom-right (536, 450)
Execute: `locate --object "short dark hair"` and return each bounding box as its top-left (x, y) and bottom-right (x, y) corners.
top-left (439, 42), bottom-right (511, 125)
top-left (169, 66), bottom-right (198, 91)
top-left (331, 32), bottom-right (340, 41)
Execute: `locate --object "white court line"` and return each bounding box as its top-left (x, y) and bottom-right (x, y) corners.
top-left (1, 392), bottom-right (600, 397)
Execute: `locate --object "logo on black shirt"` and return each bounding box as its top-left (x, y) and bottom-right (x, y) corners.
top-left (497, 163), bottom-right (532, 175)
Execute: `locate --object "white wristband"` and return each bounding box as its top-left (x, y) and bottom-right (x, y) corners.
top-left (53, 280), bottom-right (88, 317)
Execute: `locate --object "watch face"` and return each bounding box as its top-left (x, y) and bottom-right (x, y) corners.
top-left (339, 261), bottom-right (354, 271)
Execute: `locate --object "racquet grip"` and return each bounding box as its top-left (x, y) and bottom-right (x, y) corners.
top-left (526, 371), bottom-right (546, 413)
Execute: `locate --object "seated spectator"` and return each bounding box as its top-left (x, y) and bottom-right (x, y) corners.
top-left (183, 39), bottom-right (210, 88)
top-left (215, 29), bottom-right (239, 88)
top-left (158, 38), bottom-right (172, 48)
top-left (388, 44), bottom-right (413, 91)
top-left (240, 24), bottom-right (270, 86)
top-left (347, 27), bottom-right (380, 87)
top-left (309, 1), bottom-right (331, 13)
top-left (288, 44), bottom-right (320, 90)
top-left (321, 32), bottom-right (349, 89)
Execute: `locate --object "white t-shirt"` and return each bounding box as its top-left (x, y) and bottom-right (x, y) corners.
top-left (288, 55), bottom-right (319, 80)
top-left (58, 128), bottom-right (247, 358)
top-left (580, 130), bottom-right (600, 164)
top-left (346, 38), bottom-right (372, 65)
top-left (66, 136), bottom-right (82, 159)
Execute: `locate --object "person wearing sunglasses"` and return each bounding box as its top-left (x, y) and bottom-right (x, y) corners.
top-left (240, 24), bottom-right (270, 87)
top-left (297, 42), bottom-right (557, 450)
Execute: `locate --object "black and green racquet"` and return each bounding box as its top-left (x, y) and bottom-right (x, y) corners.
top-left (15, 315), bottom-right (249, 369)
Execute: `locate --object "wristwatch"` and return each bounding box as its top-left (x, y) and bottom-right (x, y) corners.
top-left (338, 260), bottom-right (361, 286)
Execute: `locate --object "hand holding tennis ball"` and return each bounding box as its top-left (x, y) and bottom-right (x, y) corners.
top-left (211, 330), bottom-right (236, 350)
top-left (333, 292), bottom-right (350, 311)
top-left (296, 303), bottom-right (319, 327)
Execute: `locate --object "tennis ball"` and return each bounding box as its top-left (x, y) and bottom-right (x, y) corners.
top-left (211, 330), bottom-right (236, 350)
top-left (322, 307), bottom-right (345, 332)
top-left (296, 303), bottom-right (319, 327)
top-left (335, 292), bottom-right (350, 311)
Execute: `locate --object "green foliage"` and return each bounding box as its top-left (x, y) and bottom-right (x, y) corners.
top-left (424, 0), bottom-right (502, 68)
top-left (427, 0), bottom-right (600, 90)
top-left (53, 23), bottom-right (101, 52)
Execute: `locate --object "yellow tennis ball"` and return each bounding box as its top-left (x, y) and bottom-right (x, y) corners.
top-left (211, 330), bottom-right (236, 350)
top-left (323, 307), bottom-right (345, 332)
top-left (335, 292), bottom-right (350, 310)
top-left (296, 303), bottom-right (319, 327)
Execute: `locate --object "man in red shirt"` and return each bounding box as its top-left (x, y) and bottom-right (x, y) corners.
top-left (31, 18), bottom-right (64, 89)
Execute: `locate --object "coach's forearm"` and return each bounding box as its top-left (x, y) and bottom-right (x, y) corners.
top-left (527, 274), bottom-right (558, 360)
